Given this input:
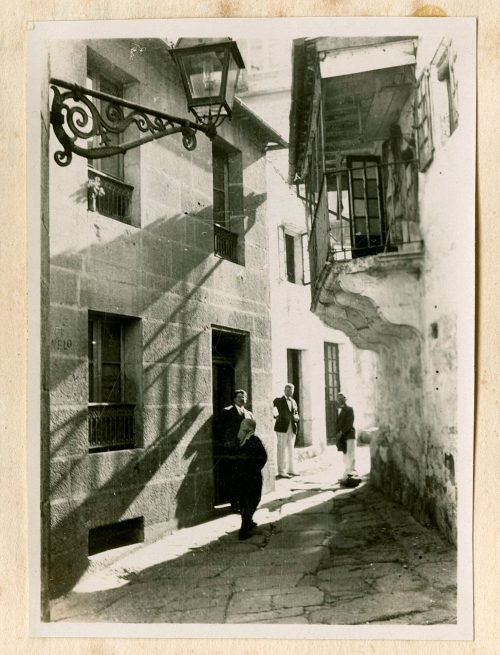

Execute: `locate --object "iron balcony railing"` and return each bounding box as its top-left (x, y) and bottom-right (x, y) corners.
top-left (308, 159), bottom-right (420, 290)
top-left (214, 223), bottom-right (238, 263)
top-left (88, 168), bottom-right (134, 224)
top-left (88, 403), bottom-right (136, 452)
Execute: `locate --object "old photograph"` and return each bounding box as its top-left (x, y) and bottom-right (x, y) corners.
top-left (28, 17), bottom-right (475, 639)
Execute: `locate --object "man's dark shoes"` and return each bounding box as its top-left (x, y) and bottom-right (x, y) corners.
top-left (238, 528), bottom-right (252, 540)
top-left (276, 473), bottom-right (291, 479)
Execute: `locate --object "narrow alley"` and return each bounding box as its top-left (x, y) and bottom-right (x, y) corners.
top-left (50, 446), bottom-right (456, 625)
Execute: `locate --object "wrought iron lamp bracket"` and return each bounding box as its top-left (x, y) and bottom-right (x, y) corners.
top-left (49, 78), bottom-right (213, 167)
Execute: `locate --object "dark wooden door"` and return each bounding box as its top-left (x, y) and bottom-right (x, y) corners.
top-left (212, 361), bottom-right (235, 505)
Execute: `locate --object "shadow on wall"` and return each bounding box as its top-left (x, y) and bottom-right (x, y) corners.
top-left (47, 190), bottom-right (267, 598)
top-left (49, 405), bottom-right (206, 598)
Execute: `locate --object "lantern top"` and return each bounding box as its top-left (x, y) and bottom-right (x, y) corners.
top-left (172, 38), bottom-right (245, 69)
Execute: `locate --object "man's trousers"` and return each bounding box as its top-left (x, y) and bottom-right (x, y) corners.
top-left (276, 423), bottom-right (298, 476)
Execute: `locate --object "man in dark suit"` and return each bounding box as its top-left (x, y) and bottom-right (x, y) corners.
top-left (218, 389), bottom-right (253, 510)
top-left (335, 392), bottom-right (357, 480)
top-left (233, 418), bottom-right (268, 540)
top-left (273, 383), bottom-right (300, 478)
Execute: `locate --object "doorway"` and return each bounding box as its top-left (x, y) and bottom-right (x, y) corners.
top-left (324, 342), bottom-right (340, 445)
top-left (211, 327), bottom-right (250, 505)
top-left (286, 348), bottom-right (304, 447)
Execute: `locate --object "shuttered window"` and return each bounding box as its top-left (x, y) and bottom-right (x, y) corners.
top-left (416, 68), bottom-right (434, 172)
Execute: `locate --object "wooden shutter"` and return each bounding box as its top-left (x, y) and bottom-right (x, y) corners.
top-left (415, 68), bottom-right (434, 171)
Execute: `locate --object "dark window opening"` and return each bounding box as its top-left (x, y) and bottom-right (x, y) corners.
top-left (88, 312), bottom-right (140, 452)
top-left (88, 517), bottom-right (144, 556)
top-left (285, 234), bottom-right (296, 283)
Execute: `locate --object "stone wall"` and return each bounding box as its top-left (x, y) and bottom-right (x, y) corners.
top-left (47, 39), bottom-right (274, 595)
top-left (369, 34), bottom-right (472, 545)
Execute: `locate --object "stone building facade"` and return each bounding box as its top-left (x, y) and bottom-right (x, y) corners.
top-left (288, 33), bottom-right (473, 543)
top-left (44, 38), bottom-right (284, 596)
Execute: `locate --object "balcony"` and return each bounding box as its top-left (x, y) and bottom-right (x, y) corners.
top-left (88, 403), bottom-right (136, 452)
top-left (214, 223), bottom-right (238, 263)
top-left (309, 159), bottom-right (421, 292)
top-left (88, 168), bottom-right (133, 224)
top-left (307, 159), bottom-right (423, 350)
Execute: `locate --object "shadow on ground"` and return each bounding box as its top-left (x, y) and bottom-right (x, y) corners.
top-left (50, 480), bottom-right (457, 626)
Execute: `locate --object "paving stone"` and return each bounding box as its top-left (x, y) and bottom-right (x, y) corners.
top-left (226, 607), bottom-right (304, 623)
top-left (136, 562), bottom-right (227, 581)
top-left (50, 588), bottom-right (128, 621)
top-left (235, 573), bottom-right (303, 592)
top-left (355, 546), bottom-right (405, 563)
top-left (314, 565), bottom-right (369, 583)
top-left (277, 514), bottom-right (337, 532)
top-left (339, 503), bottom-right (366, 514)
top-left (220, 564), bottom-right (289, 579)
top-left (162, 607), bottom-right (227, 623)
top-left (329, 536), bottom-right (368, 550)
top-left (308, 591), bottom-right (438, 625)
top-left (348, 562), bottom-right (407, 579)
top-left (268, 530), bottom-right (329, 548)
top-left (260, 616), bottom-right (310, 624)
top-left (339, 517), bottom-right (385, 530)
top-left (379, 607), bottom-right (457, 625)
top-left (242, 546), bottom-right (328, 571)
top-left (227, 591), bottom-right (273, 615)
top-left (272, 587), bottom-right (324, 609)
top-left (315, 576), bottom-right (372, 595)
top-left (372, 571), bottom-right (426, 593)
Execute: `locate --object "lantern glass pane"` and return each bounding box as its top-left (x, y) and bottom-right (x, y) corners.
top-left (182, 49), bottom-right (226, 102)
top-left (224, 52), bottom-right (241, 111)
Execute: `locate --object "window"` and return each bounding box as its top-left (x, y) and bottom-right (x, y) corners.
top-left (285, 234), bottom-right (296, 283)
top-left (436, 44), bottom-right (459, 135)
top-left (86, 70), bottom-right (125, 181)
top-left (86, 53), bottom-right (136, 225)
top-left (212, 141), bottom-right (243, 264)
top-left (213, 145), bottom-right (230, 228)
top-left (278, 227), bottom-right (309, 284)
top-left (347, 156), bottom-right (385, 258)
top-left (88, 312), bottom-right (140, 452)
top-left (415, 68), bottom-right (434, 171)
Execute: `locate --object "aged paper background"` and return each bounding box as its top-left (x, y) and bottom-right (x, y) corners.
top-left (1, 0), bottom-right (498, 653)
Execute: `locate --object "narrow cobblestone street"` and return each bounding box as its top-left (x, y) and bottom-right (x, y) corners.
top-left (50, 446), bottom-right (457, 625)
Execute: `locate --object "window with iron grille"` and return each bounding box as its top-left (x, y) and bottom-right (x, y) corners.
top-left (416, 68), bottom-right (434, 171)
top-left (86, 54), bottom-right (136, 225)
top-left (212, 141), bottom-right (243, 263)
top-left (88, 312), bottom-right (140, 452)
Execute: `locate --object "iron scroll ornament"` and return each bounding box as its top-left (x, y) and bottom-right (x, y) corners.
top-left (49, 79), bottom-right (216, 167)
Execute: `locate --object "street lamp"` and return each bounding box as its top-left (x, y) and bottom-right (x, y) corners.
top-left (49, 38), bottom-right (245, 167)
top-left (170, 38), bottom-right (245, 138)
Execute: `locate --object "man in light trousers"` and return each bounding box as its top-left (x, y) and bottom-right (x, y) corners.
top-left (335, 392), bottom-right (357, 480)
top-left (273, 383), bottom-right (300, 479)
